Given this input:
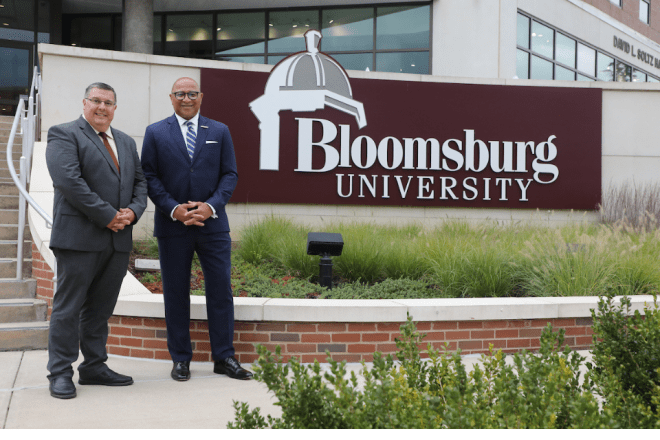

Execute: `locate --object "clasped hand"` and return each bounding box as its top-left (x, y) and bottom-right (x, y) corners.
top-left (106, 208), bottom-right (135, 232)
top-left (173, 201), bottom-right (212, 226)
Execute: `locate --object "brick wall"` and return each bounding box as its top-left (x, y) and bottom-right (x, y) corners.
top-left (584, 0), bottom-right (660, 44)
top-left (33, 244), bottom-right (595, 364)
top-left (32, 244), bottom-right (55, 317)
top-left (107, 315), bottom-right (594, 364)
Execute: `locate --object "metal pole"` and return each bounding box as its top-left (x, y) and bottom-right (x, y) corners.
top-left (16, 157), bottom-right (27, 280)
top-left (319, 255), bottom-right (333, 289)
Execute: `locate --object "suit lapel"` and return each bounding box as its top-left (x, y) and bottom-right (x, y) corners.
top-left (167, 115), bottom-right (193, 163)
top-left (191, 115), bottom-right (209, 165)
top-left (78, 117), bottom-right (120, 178)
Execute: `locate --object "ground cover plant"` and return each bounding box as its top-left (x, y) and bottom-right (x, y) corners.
top-left (130, 213), bottom-right (660, 299)
top-left (227, 293), bottom-right (660, 429)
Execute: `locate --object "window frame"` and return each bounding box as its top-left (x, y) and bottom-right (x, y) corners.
top-left (516, 10), bottom-right (660, 83)
top-left (640, 0), bottom-right (651, 25)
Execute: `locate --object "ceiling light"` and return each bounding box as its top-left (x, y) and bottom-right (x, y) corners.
top-left (269, 23), bottom-right (273, 27)
top-left (217, 27), bottom-right (221, 31)
top-left (292, 24), bottom-right (297, 28)
top-left (532, 33), bottom-right (536, 36)
top-left (329, 20), bottom-right (334, 24)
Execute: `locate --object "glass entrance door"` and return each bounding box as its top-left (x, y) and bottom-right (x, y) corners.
top-left (0, 43), bottom-right (32, 115)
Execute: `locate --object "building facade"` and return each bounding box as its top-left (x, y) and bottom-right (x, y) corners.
top-left (2, 0), bottom-right (660, 115)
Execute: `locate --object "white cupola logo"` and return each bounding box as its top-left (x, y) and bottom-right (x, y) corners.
top-left (250, 29), bottom-right (367, 171)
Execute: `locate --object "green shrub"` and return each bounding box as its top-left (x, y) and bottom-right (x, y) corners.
top-left (586, 293), bottom-right (660, 428)
top-left (228, 315), bottom-right (624, 429)
top-left (322, 278), bottom-right (446, 299)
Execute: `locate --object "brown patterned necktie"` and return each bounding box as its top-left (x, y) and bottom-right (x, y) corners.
top-left (99, 132), bottom-right (120, 173)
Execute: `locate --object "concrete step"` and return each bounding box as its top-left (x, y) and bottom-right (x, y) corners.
top-left (0, 209), bottom-right (27, 224)
top-left (0, 195), bottom-right (20, 209)
top-left (0, 225), bottom-right (32, 241)
top-left (0, 298), bottom-right (47, 324)
top-left (0, 259), bottom-right (32, 278)
top-left (0, 279), bottom-right (36, 300)
top-left (0, 240), bottom-right (32, 259)
top-left (0, 160), bottom-right (24, 171)
top-left (0, 321), bottom-right (49, 351)
top-left (0, 182), bottom-right (20, 196)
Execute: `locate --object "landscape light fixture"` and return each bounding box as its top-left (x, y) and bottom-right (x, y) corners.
top-left (306, 232), bottom-right (343, 289)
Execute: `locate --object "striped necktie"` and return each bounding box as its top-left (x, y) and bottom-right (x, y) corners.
top-left (185, 120), bottom-right (196, 160)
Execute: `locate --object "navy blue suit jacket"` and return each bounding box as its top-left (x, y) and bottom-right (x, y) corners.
top-left (140, 114), bottom-right (238, 237)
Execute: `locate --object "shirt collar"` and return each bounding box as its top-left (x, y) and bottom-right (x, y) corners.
top-left (82, 114), bottom-right (114, 139)
top-left (175, 112), bottom-right (200, 128)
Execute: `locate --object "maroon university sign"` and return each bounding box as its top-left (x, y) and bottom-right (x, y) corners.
top-left (201, 31), bottom-right (601, 210)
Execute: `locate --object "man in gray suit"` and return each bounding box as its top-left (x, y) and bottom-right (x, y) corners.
top-left (45, 82), bottom-right (148, 399)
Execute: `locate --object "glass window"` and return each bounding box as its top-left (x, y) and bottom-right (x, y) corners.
top-left (531, 55), bottom-right (553, 80)
top-left (640, 1), bottom-right (650, 24)
top-left (69, 17), bottom-right (112, 49)
top-left (577, 74), bottom-right (592, 81)
top-left (0, 47), bottom-right (30, 98)
top-left (517, 13), bottom-right (529, 49)
top-left (555, 34), bottom-right (575, 68)
top-left (154, 15), bottom-right (163, 54)
top-left (615, 60), bottom-right (632, 82)
top-left (219, 55), bottom-right (266, 64)
top-left (322, 8), bottom-right (373, 52)
top-left (268, 10), bottom-right (318, 54)
top-left (610, 0), bottom-right (622, 6)
top-left (154, 16), bottom-right (162, 43)
top-left (376, 51), bottom-right (429, 74)
top-left (216, 12), bottom-right (266, 55)
top-left (331, 52), bottom-right (373, 72)
top-left (516, 49), bottom-right (529, 79)
top-left (531, 21), bottom-right (553, 59)
top-left (37, 0), bottom-right (50, 43)
top-left (376, 5), bottom-right (430, 50)
top-left (0, 0), bottom-right (34, 42)
top-left (648, 76), bottom-right (659, 83)
top-left (267, 55), bottom-right (286, 65)
top-left (632, 69), bottom-right (647, 82)
top-left (555, 66), bottom-right (575, 81)
top-left (165, 14), bottom-right (213, 59)
top-left (577, 43), bottom-right (595, 77)
top-left (596, 52), bottom-right (614, 81)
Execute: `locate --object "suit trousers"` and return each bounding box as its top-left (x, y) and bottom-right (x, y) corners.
top-left (157, 231), bottom-right (235, 362)
top-left (47, 247), bottom-right (129, 380)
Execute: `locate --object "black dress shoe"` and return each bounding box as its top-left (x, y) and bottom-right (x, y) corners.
top-left (171, 361), bottom-right (191, 381)
top-left (214, 356), bottom-right (253, 380)
top-left (49, 376), bottom-right (77, 399)
top-left (78, 369), bottom-right (134, 386)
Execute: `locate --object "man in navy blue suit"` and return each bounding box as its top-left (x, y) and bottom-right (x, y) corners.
top-left (141, 77), bottom-right (251, 381)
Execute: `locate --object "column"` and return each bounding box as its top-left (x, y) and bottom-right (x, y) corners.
top-left (122, 0), bottom-right (153, 54)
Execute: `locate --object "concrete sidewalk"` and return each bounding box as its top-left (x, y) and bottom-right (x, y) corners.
top-left (0, 350), bottom-right (281, 429)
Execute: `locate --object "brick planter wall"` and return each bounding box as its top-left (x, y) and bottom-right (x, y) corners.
top-left (32, 244), bottom-right (55, 318)
top-left (106, 315), bottom-right (594, 364)
top-left (32, 244), bottom-right (595, 364)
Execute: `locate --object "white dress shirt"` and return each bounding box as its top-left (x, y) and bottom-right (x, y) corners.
top-left (83, 114), bottom-right (119, 162)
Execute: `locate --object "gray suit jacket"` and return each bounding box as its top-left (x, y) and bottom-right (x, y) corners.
top-left (45, 116), bottom-right (148, 252)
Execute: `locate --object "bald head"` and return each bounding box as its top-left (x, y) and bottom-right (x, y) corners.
top-left (170, 77), bottom-right (203, 120)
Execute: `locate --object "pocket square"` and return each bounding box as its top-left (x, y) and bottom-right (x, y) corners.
top-left (206, 140), bottom-right (219, 144)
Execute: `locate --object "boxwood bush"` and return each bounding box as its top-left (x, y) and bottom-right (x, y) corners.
top-left (228, 294), bottom-right (660, 429)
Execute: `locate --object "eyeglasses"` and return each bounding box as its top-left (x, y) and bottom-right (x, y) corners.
top-left (172, 91), bottom-right (200, 100)
top-left (86, 98), bottom-right (116, 107)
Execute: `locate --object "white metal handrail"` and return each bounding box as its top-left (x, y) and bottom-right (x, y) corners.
top-left (5, 66), bottom-right (55, 282)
